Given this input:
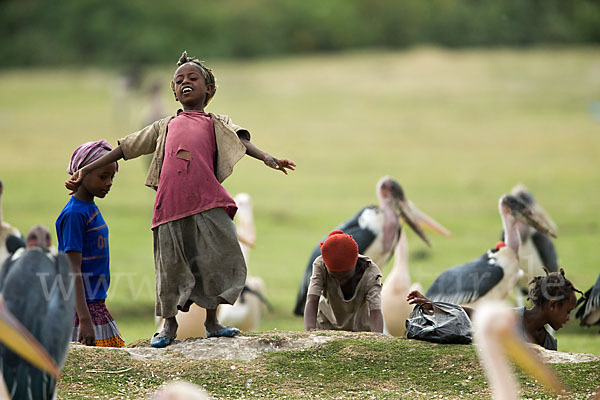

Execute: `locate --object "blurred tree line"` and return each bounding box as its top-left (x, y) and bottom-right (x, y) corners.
top-left (1, 0), bottom-right (599, 67)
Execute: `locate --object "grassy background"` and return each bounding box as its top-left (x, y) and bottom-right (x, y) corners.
top-left (1, 47), bottom-right (599, 354)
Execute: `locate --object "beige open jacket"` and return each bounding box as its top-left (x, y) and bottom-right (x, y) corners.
top-left (118, 112), bottom-right (250, 190)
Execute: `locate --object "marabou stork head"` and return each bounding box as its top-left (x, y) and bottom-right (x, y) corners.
top-left (501, 194), bottom-right (557, 238)
top-left (377, 176), bottom-right (452, 247)
top-left (510, 184), bottom-right (558, 234)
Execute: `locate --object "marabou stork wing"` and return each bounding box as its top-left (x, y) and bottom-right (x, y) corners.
top-left (293, 205), bottom-right (379, 315)
top-left (425, 251), bottom-right (504, 305)
top-left (575, 273), bottom-right (600, 327)
top-left (530, 231), bottom-right (559, 273)
top-left (0, 249), bottom-right (74, 400)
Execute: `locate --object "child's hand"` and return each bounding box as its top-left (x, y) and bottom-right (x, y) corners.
top-left (263, 156), bottom-right (296, 175)
top-left (65, 169), bottom-right (86, 195)
top-left (78, 319), bottom-right (96, 346)
top-left (407, 290), bottom-right (430, 305)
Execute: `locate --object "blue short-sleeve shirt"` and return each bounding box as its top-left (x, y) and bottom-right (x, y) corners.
top-left (56, 196), bottom-right (110, 302)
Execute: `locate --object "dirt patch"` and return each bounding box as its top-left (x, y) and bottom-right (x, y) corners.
top-left (72, 331), bottom-right (600, 364)
top-left (121, 331), bottom-right (342, 361)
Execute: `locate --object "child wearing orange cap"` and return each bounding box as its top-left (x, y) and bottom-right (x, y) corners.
top-left (304, 230), bottom-right (384, 332)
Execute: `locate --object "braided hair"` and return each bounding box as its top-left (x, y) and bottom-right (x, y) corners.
top-left (528, 267), bottom-right (584, 307)
top-left (171, 51), bottom-right (217, 106)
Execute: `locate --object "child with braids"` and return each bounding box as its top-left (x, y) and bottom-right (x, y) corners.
top-left (407, 268), bottom-right (584, 350)
top-left (66, 51), bottom-right (295, 347)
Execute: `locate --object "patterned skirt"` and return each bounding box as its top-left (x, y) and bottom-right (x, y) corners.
top-left (72, 300), bottom-right (125, 347)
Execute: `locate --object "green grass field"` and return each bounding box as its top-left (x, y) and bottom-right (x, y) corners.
top-left (1, 47), bottom-right (599, 356)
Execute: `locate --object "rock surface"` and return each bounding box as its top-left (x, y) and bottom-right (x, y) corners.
top-left (72, 331), bottom-right (600, 364)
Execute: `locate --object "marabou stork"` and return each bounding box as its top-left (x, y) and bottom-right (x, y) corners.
top-left (426, 194), bottom-right (557, 307)
top-left (504, 185), bottom-right (558, 302)
top-left (0, 180), bottom-right (23, 266)
top-left (0, 296), bottom-right (61, 399)
top-left (294, 176), bottom-right (452, 316)
top-left (219, 193), bottom-right (269, 332)
top-left (382, 227), bottom-right (452, 337)
top-left (473, 301), bottom-right (566, 400)
top-left (0, 248), bottom-right (74, 399)
top-left (576, 272), bottom-right (600, 329)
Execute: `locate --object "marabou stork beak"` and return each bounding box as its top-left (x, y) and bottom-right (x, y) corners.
top-left (0, 296), bottom-right (60, 378)
top-left (393, 197), bottom-right (432, 247)
top-left (380, 176), bottom-right (447, 247)
top-left (500, 325), bottom-right (567, 395)
top-left (502, 195), bottom-right (557, 238)
top-left (510, 184), bottom-right (558, 233)
top-left (529, 202), bottom-right (558, 233)
top-left (408, 201), bottom-right (453, 238)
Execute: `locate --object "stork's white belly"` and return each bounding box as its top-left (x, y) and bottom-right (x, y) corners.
top-left (518, 240), bottom-right (545, 288)
top-left (358, 208), bottom-right (399, 269)
top-left (364, 234), bottom-right (390, 269)
top-left (218, 276), bottom-right (266, 332)
top-left (584, 309), bottom-right (600, 326)
top-left (466, 247), bottom-right (520, 308)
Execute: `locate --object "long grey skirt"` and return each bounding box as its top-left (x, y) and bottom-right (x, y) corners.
top-left (153, 207), bottom-right (247, 317)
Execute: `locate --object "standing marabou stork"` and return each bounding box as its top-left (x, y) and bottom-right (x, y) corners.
top-left (473, 301), bottom-right (566, 400)
top-left (576, 272), bottom-right (600, 330)
top-left (0, 248), bottom-right (74, 399)
top-left (219, 193), bottom-right (269, 333)
top-left (0, 180), bottom-right (23, 266)
top-left (426, 194), bottom-right (557, 307)
top-left (294, 176), bottom-right (452, 316)
top-left (504, 185), bottom-right (559, 303)
top-left (381, 225), bottom-right (452, 337)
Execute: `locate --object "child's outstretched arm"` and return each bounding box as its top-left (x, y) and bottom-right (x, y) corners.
top-left (240, 139), bottom-right (296, 175)
top-left (65, 146), bottom-right (124, 194)
top-left (66, 251), bottom-right (96, 346)
top-left (304, 294), bottom-right (320, 331)
top-left (406, 290), bottom-right (430, 305)
top-left (370, 309), bottom-right (384, 333)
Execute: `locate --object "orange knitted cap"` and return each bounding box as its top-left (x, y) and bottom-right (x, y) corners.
top-left (320, 230), bottom-right (359, 272)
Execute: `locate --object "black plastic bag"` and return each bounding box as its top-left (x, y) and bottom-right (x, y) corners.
top-left (405, 302), bottom-right (472, 344)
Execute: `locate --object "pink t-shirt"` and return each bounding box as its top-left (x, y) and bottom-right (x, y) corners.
top-left (152, 110), bottom-right (237, 228)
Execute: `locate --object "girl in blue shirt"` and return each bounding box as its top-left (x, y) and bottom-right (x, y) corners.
top-left (56, 140), bottom-right (124, 347)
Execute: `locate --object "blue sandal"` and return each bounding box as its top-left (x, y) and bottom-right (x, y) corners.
top-left (207, 326), bottom-right (241, 338)
top-left (150, 332), bottom-right (175, 348)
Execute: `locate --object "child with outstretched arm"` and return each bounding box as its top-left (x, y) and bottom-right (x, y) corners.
top-left (66, 51), bottom-right (295, 347)
top-left (304, 230), bottom-right (384, 333)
